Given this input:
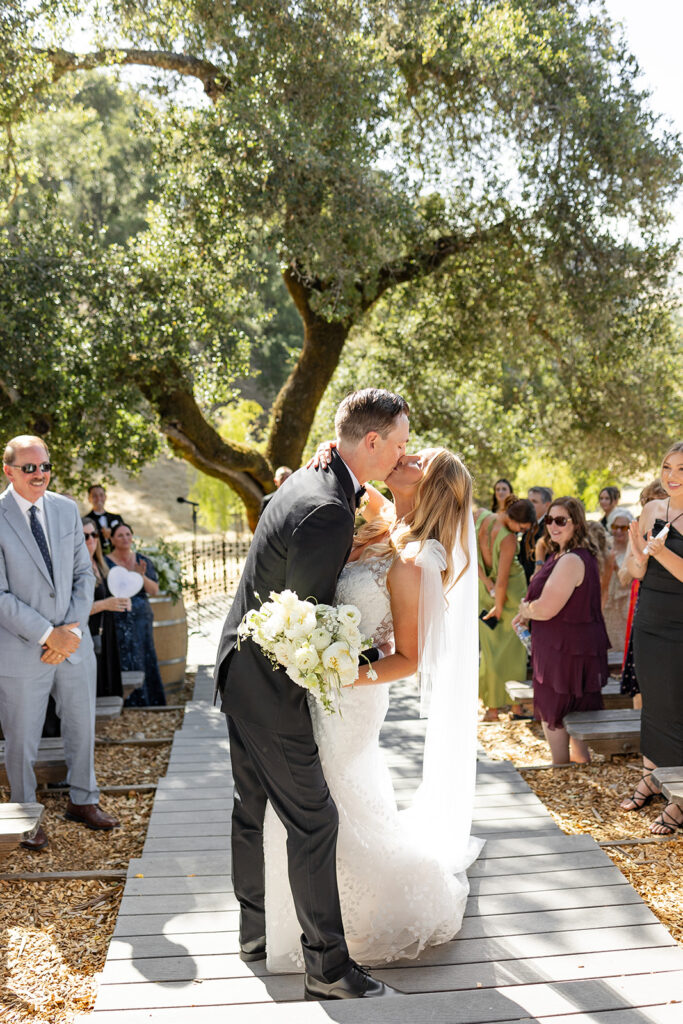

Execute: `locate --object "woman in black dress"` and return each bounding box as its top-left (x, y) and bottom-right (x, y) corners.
top-left (82, 520), bottom-right (128, 698)
top-left (107, 522), bottom-right (166, 706)
top-left (619, 442), bottom-right (683, 834)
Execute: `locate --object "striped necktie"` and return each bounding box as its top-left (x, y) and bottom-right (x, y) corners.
top-left (29, 505), bottom-right (54, 582)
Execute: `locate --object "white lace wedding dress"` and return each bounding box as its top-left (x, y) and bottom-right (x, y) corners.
top-left (263, 553), bottom-right (472, 971)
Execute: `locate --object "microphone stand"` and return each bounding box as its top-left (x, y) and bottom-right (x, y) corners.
top-left (178, 498), bottom-right (200, 628)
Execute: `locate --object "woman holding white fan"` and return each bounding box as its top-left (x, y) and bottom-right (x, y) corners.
top-left (620, 441), bottom-right (683, 834)
top-left (106, 521), bottom-right (166, 706)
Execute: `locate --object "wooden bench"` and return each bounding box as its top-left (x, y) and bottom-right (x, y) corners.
top-left (506, 678), bottom-right (633, 717)
top-left (96, 696), bottom-right (124, 721)
top-left (651, 766), bottom-right (683, 811)
top-left (121, 671), bottom-right (144, 699)
top-left (564, 708), bottom-right (641, 757)
top-left (0, 803), bottom-right (45, 859)
top-left (0, 737), bottom-right (67, 786)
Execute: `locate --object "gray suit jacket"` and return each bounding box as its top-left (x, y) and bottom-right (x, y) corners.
top-left (0, 487), bottom-right (95, 674)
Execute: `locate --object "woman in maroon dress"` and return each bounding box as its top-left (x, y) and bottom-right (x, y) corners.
top-left (513, 497), bottom-right (609, 764)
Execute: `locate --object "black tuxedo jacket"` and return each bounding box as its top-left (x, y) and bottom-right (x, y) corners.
top-left (214, 452), bottom-right (358, 734)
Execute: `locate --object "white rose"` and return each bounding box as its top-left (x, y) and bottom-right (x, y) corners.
top-left (338, 623), bottom-right (361, 649)
top-left (272, 641), bottom-right (292, 666)
top-left (261, 610), bottom-right (286, 641)
top-left (311, 627), bottom-right (332, 651)
top-left (336, 604), bottom-right (362, 628)
top-left (294, 645), bottom-right (320, 673)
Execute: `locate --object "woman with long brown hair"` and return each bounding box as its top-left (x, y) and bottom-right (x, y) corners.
top-left (513, 497), bottom-right (609, 764)
top-left (263, 445), bottom-right (482, 972)
top-left (476, 496), bottom-right (536, 720)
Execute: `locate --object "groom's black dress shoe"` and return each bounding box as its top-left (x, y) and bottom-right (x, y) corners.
top-left (304, 963), bottom-right (400, 1000)
top-left (239, 937), bottom-right (266, 962)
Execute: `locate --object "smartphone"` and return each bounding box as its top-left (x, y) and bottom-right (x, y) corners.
top-left (479, 609), bottom-right (499, 630)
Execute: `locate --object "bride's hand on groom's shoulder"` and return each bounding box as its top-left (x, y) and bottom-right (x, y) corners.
top-left (306, 439), bottom-right (336, 469)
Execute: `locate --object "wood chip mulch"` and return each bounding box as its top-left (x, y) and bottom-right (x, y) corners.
top-left (477, 713), bottom-right (683, 946)
top-left (0, 699), bottom-right (187, 1023)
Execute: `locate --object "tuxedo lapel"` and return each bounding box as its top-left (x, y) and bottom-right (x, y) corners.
top-left (0, 490), bottom-right (54, 586)
top-left (328, 451), bottom-right (356, 515)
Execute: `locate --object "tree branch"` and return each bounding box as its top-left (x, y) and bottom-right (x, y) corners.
top-left (360, 219), bottom-right (513, 312)
top-left (42, 47), bottom-right (230, 100)
top-left (141, 380), bottom-right (272, 530)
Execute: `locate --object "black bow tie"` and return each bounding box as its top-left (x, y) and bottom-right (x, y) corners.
top-left (354, 486), bottom-right (366, 510)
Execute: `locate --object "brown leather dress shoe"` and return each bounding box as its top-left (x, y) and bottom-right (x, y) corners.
top-left (20, 825), bottom-right (49, 851)
top-left (304, 963), bottom-right (400, 1000)
top-left (65, 801), bottom-right (120, 830)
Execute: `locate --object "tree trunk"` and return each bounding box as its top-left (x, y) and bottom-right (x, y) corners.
top-left (267, 267), bottom-right (349, 470)
top-left (143, 381), bottom-right (273, 531)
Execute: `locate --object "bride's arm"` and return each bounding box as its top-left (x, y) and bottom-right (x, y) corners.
top-left (353, 559), bottom-right (420, 685)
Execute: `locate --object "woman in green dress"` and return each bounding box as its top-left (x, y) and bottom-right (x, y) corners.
top-left (476, 498), bottom-right (536, 720)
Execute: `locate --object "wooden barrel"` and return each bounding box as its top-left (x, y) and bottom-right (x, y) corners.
top-left (150, 594), bottom-right (188, 700)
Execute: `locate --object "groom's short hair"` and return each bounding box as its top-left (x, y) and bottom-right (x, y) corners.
top-left (335, 389), bottom-right (409, 445)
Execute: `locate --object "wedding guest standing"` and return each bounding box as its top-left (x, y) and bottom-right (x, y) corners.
top-left (598, 486), bottom-right (620, 528)
top-left (82, 520), bottom-right (128, 698)
top-left (107, 522), bottom-right (166, 706)
top-left (602, 508), bottom-right (634, 652)
top-left (514, 497), bottom-right (609, 765)
top-left (83, 485), bottom-right (123, 554)
top-left (620, 481), bottom-right (667, 706)
top-left (521, 487), bottom-right (552, 581)
top-left (490, 478), bottom-right (513, 513)
top-left (620, 442), bottom-right (683, 834)
top-left (476, 498), bottom-right (535, 720)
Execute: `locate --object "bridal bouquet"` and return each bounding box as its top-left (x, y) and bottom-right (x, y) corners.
top-left (238, 590), bottom-right (376, 713)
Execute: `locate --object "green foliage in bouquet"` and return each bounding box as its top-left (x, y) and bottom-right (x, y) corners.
top-left (137, 538), bottom-right (184, 603)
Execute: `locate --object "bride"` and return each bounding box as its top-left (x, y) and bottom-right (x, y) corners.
top-left (263, 446), bottom-right (483, 972)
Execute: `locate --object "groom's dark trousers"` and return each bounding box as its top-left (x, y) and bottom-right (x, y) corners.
top-left (214, 453), bottom-right (359, 982)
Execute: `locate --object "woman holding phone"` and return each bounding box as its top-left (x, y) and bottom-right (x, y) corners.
top-left (476, 498), bottom-right (535, 720)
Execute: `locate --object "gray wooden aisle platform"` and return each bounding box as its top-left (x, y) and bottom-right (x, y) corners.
top-left (87, 668), bottom-right (683, 1023)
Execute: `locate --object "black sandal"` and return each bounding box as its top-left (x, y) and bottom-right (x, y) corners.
top-left (620, 772), bottom-right (661, 811)
top-left (651, 803), bottom-right (683, 836)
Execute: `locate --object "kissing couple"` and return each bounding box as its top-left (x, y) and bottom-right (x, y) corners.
top-left (214, 388), bottom-right (483, 1001)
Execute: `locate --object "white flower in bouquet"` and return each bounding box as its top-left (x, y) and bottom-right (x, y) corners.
top-left (311, 626), bottom-right (332, 651)
top-left (238, 590), bottom-right (375, 714)
top-left (272, 640), bottom-right (292, 667)
top-left (337, 604), bottom-right (362, 628)
top-left (294, 644), bottom-right (320, 673)
top-left (284, 605), bottom-right (317, 640)
top-left (338, 622), bottom-right (362, 648)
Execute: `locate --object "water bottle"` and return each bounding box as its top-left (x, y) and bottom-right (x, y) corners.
top-left (513, 621), bottom-right (532, 653)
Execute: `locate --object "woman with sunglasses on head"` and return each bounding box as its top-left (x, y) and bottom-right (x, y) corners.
top-left (82, 521), bottom-right (129, 699)
top-left (619, 442), bottom-right (683, 834)
top-left (601, 507), bottom-right (634, 654)
top-left (513, 498), bottom-right (609, 764)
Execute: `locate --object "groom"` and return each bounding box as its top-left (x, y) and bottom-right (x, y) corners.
top-left (214, 388), bottom-right (409, 1000)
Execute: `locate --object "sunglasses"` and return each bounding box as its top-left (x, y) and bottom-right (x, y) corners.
top-left (84, 531), bottom-right (98, 539)
top-left (545, 514), bottom-right (571, 527)
top-left (610, 524), bottom-right (629, 533)
top-left (14, 462), bottom-right (52, 474)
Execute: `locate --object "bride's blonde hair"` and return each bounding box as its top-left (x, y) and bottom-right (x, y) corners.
top-left (353, 448), bottom-right (472, 589)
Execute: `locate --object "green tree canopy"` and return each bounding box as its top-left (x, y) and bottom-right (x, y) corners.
top-left (1, 0), bottom-right (681, 526)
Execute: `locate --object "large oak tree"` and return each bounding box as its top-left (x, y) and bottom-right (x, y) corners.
top-left (1, 1), bottom-right (681, 526)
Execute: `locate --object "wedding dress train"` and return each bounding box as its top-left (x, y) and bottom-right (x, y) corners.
top-left (263, 551), bottom-right (482, 971)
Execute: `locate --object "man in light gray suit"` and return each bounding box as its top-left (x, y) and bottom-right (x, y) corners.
top-left (0, 435), bottom-right (119, 850)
